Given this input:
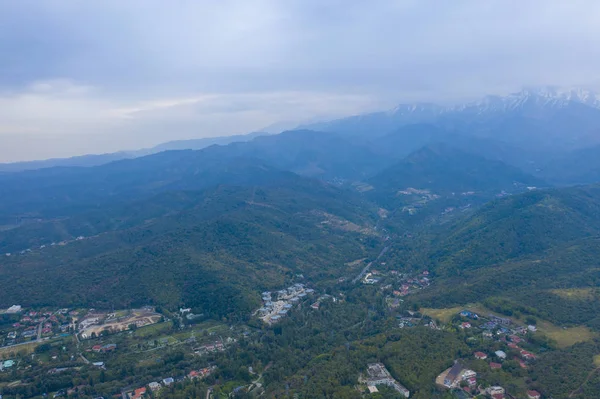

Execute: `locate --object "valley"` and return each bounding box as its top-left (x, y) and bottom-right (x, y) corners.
top-left (2, 90), bottom-right (600, 399)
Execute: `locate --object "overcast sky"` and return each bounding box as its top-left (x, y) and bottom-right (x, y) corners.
top-left (1, 0), bottom-right (600, 162)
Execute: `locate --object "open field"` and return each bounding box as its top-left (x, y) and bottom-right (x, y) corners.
top-left (133, 321), bottom-right (172, 338)
top-left (421, 306), bottom-right (463, 323)
top-left (0, 341), bottom-right (39, 357)
top-left (536, 320), bottom-right (597, 348)
top-left (549, 288), bottom-right (596, 300)
top-left (594, 355), bottom-right (600, 367)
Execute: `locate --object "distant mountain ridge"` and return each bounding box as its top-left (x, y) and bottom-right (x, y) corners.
top-left (301, 87), bottom-right (600, 150)
top-left (0, 131), bottom-right (268, 172)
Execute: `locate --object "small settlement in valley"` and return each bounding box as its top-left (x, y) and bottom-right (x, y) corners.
top-left (255, 283), bottom-right (315, 324)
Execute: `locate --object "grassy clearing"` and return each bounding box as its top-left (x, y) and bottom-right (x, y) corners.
top-left (549, 288), bottom-right (596, 300)
top-left (0, 341), bottom-right (39, 357)
top-left (345, 258), bottom-right (367, 267)
top-left (594, 355), bottom-right (600, 367)
top-left (536, 320), bottom-right (596, 348)
top-left (133, 321), bottom-right (171, 338)
top-left (421, 306), bottom-right (463, 323)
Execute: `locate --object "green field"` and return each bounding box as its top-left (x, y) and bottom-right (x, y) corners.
top-left (549, 287), bottom-right (596, 300)
top-left (133, 321), bottom-right (172, 338)
top-left (421, 306), bottom-right (463, 323)
top-left (536, 320), bottom-right (597, 348)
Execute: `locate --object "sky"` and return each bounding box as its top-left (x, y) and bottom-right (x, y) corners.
top-left (1, 1), bottom-right (600, 162)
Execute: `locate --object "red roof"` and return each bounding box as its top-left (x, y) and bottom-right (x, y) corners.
top-left (474, 351), bottom-right (487, 359)
top-left (492, 394), bottom-right (504, 399)
top-left (527, 390), bottom-right (541, 399)
top-left (490, 362), bottom-right (502, 369)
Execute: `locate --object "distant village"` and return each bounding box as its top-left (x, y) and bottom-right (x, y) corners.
top-left (0, 305), bottom-right (162, 352)
top-left (433, 309), bottom-right (542, 399)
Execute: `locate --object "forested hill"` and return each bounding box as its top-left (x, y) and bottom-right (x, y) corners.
top-left (430, 184), bottom-right (600, 271)
top-left (0, 178), bottom-right (381, 317)
top-left (369, 143), bottom-right (545, 195)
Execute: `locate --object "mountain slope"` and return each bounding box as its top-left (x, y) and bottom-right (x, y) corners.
top-left (368, 144), bottom-right (544, 197)
top-left (0, 130), bottom-right (389, 224)
top-left (537, 144), bottom-right (600, 185)
top-left (0, 179), bottom-right (380, 317)
top-left (422, 184), bottom-right (600, 272)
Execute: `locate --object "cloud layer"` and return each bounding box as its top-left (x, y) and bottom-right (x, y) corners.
top-left (1, 0), bottom-right (600, 161)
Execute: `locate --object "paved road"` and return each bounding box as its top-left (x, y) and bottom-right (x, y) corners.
top-left (352, 245), bottom-right (389, 283)
top-left (205, 387), bottom-right (213, 399)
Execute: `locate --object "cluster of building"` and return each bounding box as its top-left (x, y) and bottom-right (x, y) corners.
top-left (255, 284), bottom-right (314, 324)
top-left (2, 308), bottom-right (72, 347)
top-left (193, 338), bottom-right (233, 354)
top-left (391, 271), bottom-right (431, 296)
top-left (127, 366), bottom-right (216, 398)
top-left (360, 363), bottom-right (410, 397)
top-left (457, 311), bottom-right (539, 369)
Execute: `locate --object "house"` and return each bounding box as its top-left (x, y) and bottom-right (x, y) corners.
top-left (490, 314), bottom-right (511, 325)
top-left (527, 390), bottom-right (541, 399)
top-left (508, 335), bottom-right (523, 344)
top-left (6, 305), bottom-right (22, 314)
top-left (507, 342), bottom-right (519, 349)
top-left (131, 388), bottom-right (146, 399)
top-left (519, 360), bottom-right (528, 369)
top-left (474, 352), bottom-right (487, 360)
top-left (528, 325), bottom-right (537, 332)
top-left (162, 377), bottom-right (174, 386)
top-left (311, 302), bottom-right (320, 309)
top-left (490, 362), bottom-right (502, 370)
top-left (495, 350), bottom-right (507, 359)
top-left (459, 322), bottom-right (471, 329)
top-left (188, 370), bottom-right (200, 379)
top-left (148, 382), bottom-right (161, 392)
top-left (486, 386), bottom-right (505, 396)
top-left (444, 362), bottom-right (463, 387)
top-left (520, 350), bottom-right (536, 360)
top-left (101, 344), bottom-right (117, 352)
top-left (92, 345), bottom-right (102, 352)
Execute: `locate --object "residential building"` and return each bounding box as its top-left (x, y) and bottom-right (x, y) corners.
top-left (474, 352), bottom-right (487, 360)
top-left (364, 363), bottom-right (410, 397)
top-left (162, 377), bottom-right (174, 386)
top-left (527, 390), bottom-right (541, 399)
top-left (490, 362), bottom-right (502, 370)
top-left (444, 362), bottom-right (463, 388)
top-left (148, 382), bottom-right (161, 392)
top-left (495, 350), bottom-right (507, 359)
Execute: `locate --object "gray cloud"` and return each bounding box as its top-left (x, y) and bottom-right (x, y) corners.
top-left (1, 0), bottom-right (600, 161)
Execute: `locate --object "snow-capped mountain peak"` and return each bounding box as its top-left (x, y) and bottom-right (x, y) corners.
top-left (388, 87), bottom-right (600, 117)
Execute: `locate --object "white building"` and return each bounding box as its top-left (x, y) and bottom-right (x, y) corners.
top-left (6, 305), bottom-right (21, 314)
